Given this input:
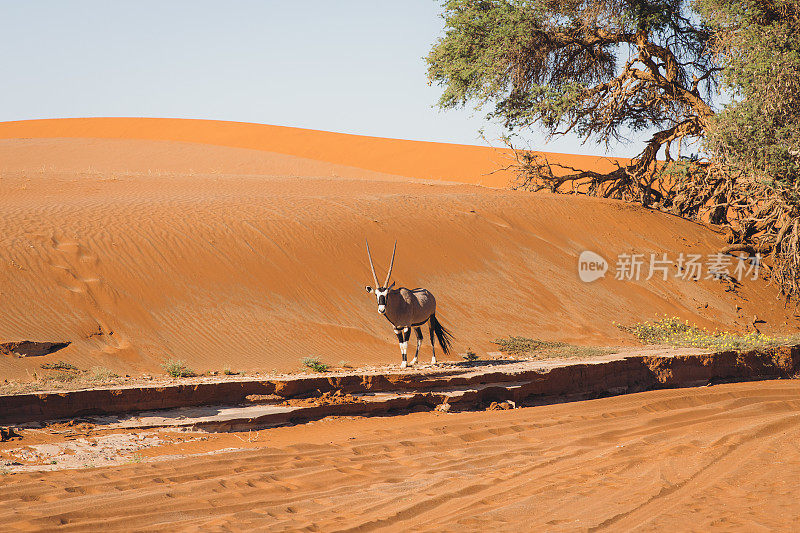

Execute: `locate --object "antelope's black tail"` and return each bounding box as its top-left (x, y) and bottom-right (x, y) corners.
top-left (429, 313), bottom-right (454, 355)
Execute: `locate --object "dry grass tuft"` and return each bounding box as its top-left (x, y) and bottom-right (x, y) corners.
top-left (493, 337), bottom-right (612, 359)
top-left (40, 361), bottom-right (78, 371)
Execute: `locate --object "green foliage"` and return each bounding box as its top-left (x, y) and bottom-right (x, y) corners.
top-left (427, 0), bottom-right (800, 299)
top-left (223, 368), bottom-right (239, 376)
top-left (690, 0), bottom-right (800, 298)
top-left (161, 359), bottom-right (195, 378)
top-left (427, 0), bottom-right (605, 132)
top-left (427, 0), bottom-right (714, 141)
top-left (617, 316), bottom-right (698, 344)
top-left (698, 0), bottom-right (800, 187)
top-left (462, 349), bottom-right (479, 361)
top-left (301, 357), bottom-right (330, 373)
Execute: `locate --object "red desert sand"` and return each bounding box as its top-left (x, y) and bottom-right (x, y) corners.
top-left (3, 381), bottom-right (800, 530)
top-left (1, 118), bottom-right (800, 530)
top-left (0, 118), bottom-right (796, 379)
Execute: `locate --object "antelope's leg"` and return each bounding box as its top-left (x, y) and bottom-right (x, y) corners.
top-left (401, 327), bottom-right (411, 367)
top-left (395, 328), bottom-right (408, 368)
top-left (411, 327), bottom-right (423, 365)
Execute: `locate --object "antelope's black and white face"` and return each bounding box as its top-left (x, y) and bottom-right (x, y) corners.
top-left (365, 239), bottom-right (398, 316)
top-left (365, 284), bottom-right (394, 314)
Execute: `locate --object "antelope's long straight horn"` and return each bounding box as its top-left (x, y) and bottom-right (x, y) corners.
top-left (384, 240), bottom-right (396, 287)
top-left (365, 239), bottom-right (379, 287)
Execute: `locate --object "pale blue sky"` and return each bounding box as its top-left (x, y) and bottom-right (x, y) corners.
top-left (1, 1), bottom-right (642, 156)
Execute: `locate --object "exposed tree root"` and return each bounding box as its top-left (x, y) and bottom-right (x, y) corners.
top-left (510, 140), bottom-right (800, 300)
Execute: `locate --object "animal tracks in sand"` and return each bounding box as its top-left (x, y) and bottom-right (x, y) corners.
top-left (42, 234), bottom-right (127, 353)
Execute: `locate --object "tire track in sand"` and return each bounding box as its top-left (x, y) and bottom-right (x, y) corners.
top-left (2, 381), bottom-right (800, 531)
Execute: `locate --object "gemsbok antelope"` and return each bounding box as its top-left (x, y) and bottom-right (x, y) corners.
top-left (365, 240), bottom-right (453, 368)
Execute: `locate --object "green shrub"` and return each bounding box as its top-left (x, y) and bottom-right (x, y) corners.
top-left (462, 349), bottom-right (479, 361)
top-left (161, 359), bottom-right (195, 378)
top-left (618, 315), bottom-right (800, 350)
top-left (301, 357), bottom-right (329, 373)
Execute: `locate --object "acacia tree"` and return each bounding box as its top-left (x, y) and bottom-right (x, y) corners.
top-left (428, 0), bottom-right (800, 298)
top-left (426, 0), bottom-right (720, 205)
top-left (696, 0), bottom-right (800, 297)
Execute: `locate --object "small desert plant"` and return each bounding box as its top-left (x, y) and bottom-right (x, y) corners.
top-left (546, 345), bottom-right (614, 358)
top-left (338, 360), bottom-right (353, 369)
top-left (45, 371), bottom-right (80, 383)
top-left (0, 380), bottom-right (41, 395)
top-left (618, 315), bottom-right (800, 350)
top-left (40, 361), bottom-right (78, 371)
top-left (301, 357), bottom-right (329, 373)
top-left (462, 349), bottom-right (479, 361)
top-left (493, 336), bottom-right (611, 359)
top-left (493, 336), bottom-right (567, 356)
top-left (223, 368), bottom-right (239, 376)
top-left (89, 366), bottom-right (120, 382)
top-left (161, 359), bottom-right (195, 378)
top-left (616, 316), bottom-right (698, 344)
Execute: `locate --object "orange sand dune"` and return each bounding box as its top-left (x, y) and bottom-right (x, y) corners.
top-left (0, 117), bottom-right (627, 187)
top-left (0, 118), bottom-right (796, 380)
top-left (3, 380), bottom-right (800, 530)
